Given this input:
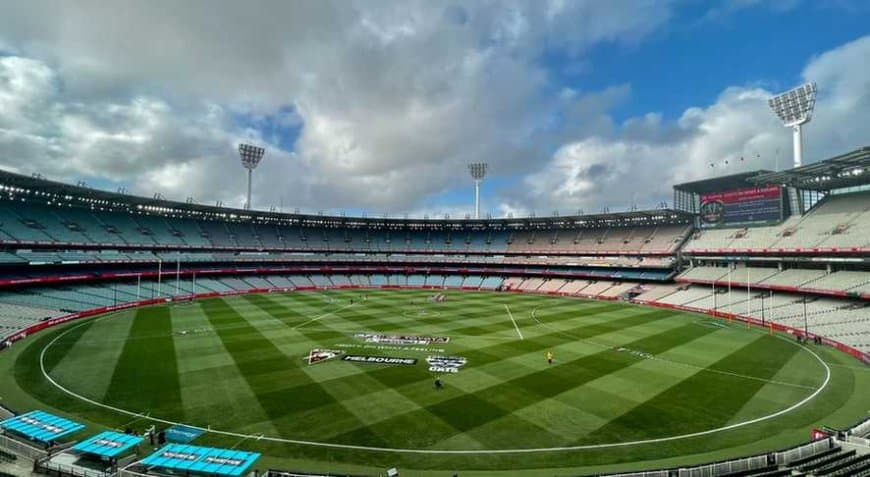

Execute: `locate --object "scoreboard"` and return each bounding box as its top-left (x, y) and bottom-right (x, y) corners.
top-left (699, 185), bottom-right (783, 228)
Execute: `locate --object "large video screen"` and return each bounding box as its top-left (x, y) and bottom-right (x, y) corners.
top-left (699, 185), bottom-right (782, 228)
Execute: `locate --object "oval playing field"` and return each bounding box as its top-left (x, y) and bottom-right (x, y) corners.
top-left (3, 289), bottom-right (868, 475)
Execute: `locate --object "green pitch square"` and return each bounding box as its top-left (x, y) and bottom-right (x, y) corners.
top-left (340, 388), bottom-right (423, 426)
top-left (460, 411), bottom-right (568, 448)
top-left (425, 392), bottom-right (512, 432)
top-left (254, 380), bottom-right (340, 419)
top-left (268, 400), bottom-right (372, 442)
top-left (342, 407), bottom-right (462, 448)
top-left (302, 358), bottom-right (376, 384)
top-left (581, 361), bottom-right (692, 403)
top-left (436, 366), bottom-right (510, 394)
top-left (553, 385), bottom-right (644, 423)
top-left (314, 367), bottom-right (401, 399)
top-left (513, 397), bottom-right (610, 441)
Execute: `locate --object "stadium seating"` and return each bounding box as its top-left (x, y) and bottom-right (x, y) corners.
top-left (537, 279), bottom-right (567, 293)
top-left (0, 303), bottom-right (65, 341)
top-left (0, 199), bottom-right (693, 257)
top-left (648, 285), bottom-right (870, 351)
top-left (684, 191), bottom-right (870, 253)
top-left (678, 266), bottom-right (870, 297)
top-left (506, 224), bottom-right (690, 254)
top-left (479, 276), bottom-right (503, 289)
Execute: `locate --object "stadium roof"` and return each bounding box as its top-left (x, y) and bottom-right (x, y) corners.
top-left (0, 169), bottom-right (692, 229)
top-left (0, 410), bottom-right (85, 443)
top-left (72, 431), bottom-right (143, 458)
top-left (138, 444), bottom-right (260, 477)
top-left (673, 170), bottom-right (774, 195)
top-left (748, 146), bottom-right (870, 191)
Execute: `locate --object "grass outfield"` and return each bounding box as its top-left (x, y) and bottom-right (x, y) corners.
top-left (1, 289), bottom-right (868, 476)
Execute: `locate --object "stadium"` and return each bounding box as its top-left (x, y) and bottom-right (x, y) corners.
top-left (0, 145), bottom-right (868, 476)
top-left (0, 4), bottom-right (869, 477)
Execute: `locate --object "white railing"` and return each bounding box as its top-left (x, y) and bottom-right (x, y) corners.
top-left (849, 417), bottom-right (870, 437)
top-left (0, 432), bottom-right (47, 460)
top-left (679, 454), bottom-right (769, 477)
top-left (775, 437), bottom-right (834, 465)
top-left (38, 459), bottom-right (113, 477)
top-left (585, 437), bottom-right (835, 477)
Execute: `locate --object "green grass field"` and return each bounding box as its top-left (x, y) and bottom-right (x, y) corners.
top-left (1, 289), bottom-right (868, 476)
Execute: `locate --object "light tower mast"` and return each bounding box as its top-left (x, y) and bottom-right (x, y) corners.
top-left (468, 163), bottom-right (488, 220)
top-left (238, 143), bottom-right (266, 210)
top-left (768, 82), bottom-right (817, 168)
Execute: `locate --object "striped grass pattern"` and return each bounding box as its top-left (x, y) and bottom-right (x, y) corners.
top-left (5, 289), bottom-right (867, 475)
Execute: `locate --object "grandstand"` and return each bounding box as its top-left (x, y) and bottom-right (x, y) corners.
top-left (684, 191), bottom-right (870, 253)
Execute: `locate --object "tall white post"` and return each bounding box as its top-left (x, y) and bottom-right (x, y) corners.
top-left (746, 265), bottom-right (750, 319)
top-left (711, 280), bottom-right (715, 311)
top-left (137, 274), bottom-right (141, 301)
top-left (468, 163), bottom-right (488, 220)
top-left (792, 125), bottom-right (803, 168)
top-left (474, 180), bottom-right (481, 219)
top-left (157, 260), bottom-right (162, 297)
top-left (246, 169), bottom-right (253, 210)
top-left (727, 264), bottom-right (732, 310)
top-left (176, 257), bottom-right (181, 295)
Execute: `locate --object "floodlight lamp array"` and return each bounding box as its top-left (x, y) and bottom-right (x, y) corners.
top-left (239, 143), bottom-right (265, 170)
top-left (768, 82), bottom-right (817, 127)
top-left (468, 162), bottom-right (488, 180)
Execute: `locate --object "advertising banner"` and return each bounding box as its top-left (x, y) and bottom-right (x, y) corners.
top-left (700, 186), bottom-right (782, 228)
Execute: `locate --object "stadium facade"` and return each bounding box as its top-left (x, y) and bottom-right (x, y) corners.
top-left (0, 146), bottom-right (868, 476)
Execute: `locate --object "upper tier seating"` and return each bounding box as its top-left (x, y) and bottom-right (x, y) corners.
top-left (0, 199), bottom-right (690, 255)
top-left (507, 224), bottom-right (690, 254)
top-left (684, 191), bottom-right (870, 253)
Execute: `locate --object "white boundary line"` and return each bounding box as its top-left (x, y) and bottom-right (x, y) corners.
top-left (39, 304), bottom-right (831, 455)
top-left (292, 303), bottom-right (355, 330)
top-left (504, 304), bottom-right (524, 340)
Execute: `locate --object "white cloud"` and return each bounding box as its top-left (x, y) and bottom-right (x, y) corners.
top-left (514, 35), bottom-right (870, 212)
top-left (0, 2), bottom-right (866, 218)
top-left (0, 0), bottom-right (675, 212)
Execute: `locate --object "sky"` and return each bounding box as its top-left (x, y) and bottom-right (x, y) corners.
top-left (0, 0), bottom-right (868, 218)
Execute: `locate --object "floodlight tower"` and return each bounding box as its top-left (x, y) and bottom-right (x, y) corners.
top-left (468, 162), bottom-right (488, 219)
top-left (238, 143), bottom-right (266, 210)
top-left (768, 82), bottom-right (817, 168)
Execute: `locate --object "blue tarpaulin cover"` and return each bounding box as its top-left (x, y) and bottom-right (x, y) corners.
top-left (0, 410), bottom-right (85, 443)
top-left (72, 431), bottom-right (143, 458)
top-left (140, 443), bottom-right (261, 477)
top-left (165, 424), bottom-right (205, 443)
